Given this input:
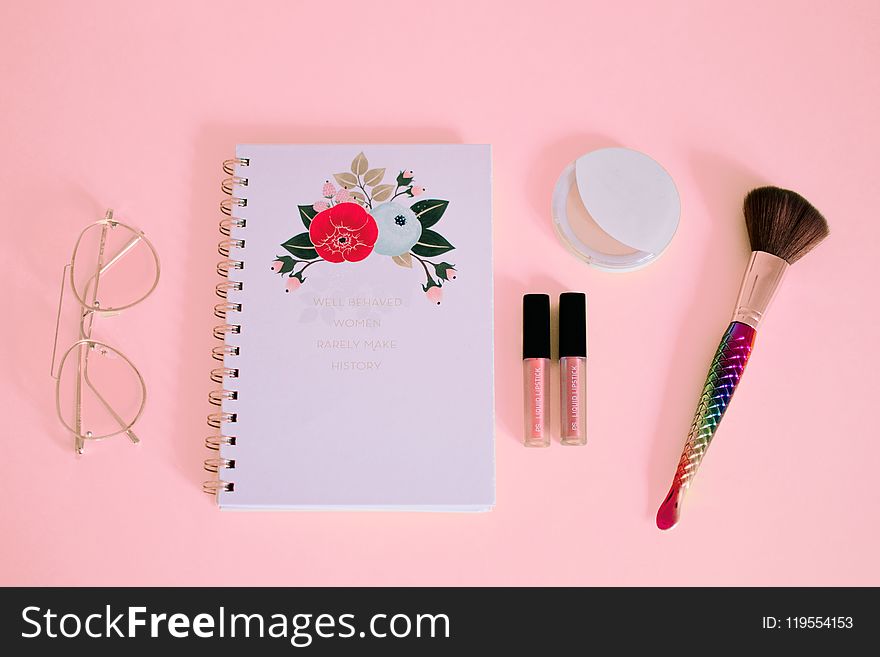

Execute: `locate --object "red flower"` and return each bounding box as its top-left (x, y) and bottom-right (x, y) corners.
top-left (308, 203), bottom-right (378, 263)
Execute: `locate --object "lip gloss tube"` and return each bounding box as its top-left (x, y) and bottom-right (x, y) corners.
top-left (559, 292), bottom-right (587, 445)
top-left (522, 294), bottom-right (551, 447)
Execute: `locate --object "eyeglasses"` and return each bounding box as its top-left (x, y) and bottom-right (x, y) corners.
top-left (50, 210), bottom-right (160, 454)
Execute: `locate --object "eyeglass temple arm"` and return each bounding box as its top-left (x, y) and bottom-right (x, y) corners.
top-left (98, 234), bottom-right (143, 275)
top-left (51, 265), bottom-right (94, 454)
top-left (50, 264), bottom-right (71, 379)
top-left (78, 233), bottom-right (143, 316)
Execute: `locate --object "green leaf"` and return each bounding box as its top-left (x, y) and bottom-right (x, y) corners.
top-left (281, 232), bottom-right (319, 260)
top-left (276, 255), bottom-right (296, 274)
top-left (298, 205), bottom-right (317, 229)
top-left (411, 199), bottom-right (449, 228)
top-left (412, 229), bottom-right (455, 257)
top-left (434, 261), bottom-right (456, 280)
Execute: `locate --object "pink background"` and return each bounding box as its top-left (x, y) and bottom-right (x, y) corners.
top-left (3, 0), bottom-right (878, 586)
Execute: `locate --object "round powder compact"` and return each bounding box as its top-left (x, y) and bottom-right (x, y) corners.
top-left (551, 147), bottom-right (680, 272)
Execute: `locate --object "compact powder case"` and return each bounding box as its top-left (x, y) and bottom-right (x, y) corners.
top-left (551, 147), bottom-right (681, 272)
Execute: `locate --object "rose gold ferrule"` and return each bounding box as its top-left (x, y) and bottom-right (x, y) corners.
top-left (523, 358), bottom-right (550, 447)
top-left (731, 251), bottom-right (789, 330)
top-left (559, 356), bottom-right (586, 445)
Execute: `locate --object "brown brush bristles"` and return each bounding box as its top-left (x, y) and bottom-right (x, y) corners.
top-left (743, 186), bottom-right (829, 264)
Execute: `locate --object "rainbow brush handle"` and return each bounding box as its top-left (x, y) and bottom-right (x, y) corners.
top-left (657, 321), bottom-right (756, 530)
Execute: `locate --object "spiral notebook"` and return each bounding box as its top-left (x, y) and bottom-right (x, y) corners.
top-left (206, 144), bottom-right (495, 511)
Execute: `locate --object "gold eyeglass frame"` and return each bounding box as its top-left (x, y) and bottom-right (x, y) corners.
top-left (50, 210), bottom-right (160, 455)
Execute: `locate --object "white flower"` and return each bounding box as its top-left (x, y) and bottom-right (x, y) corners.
top-left (370, 203), bottom-right (422, 257)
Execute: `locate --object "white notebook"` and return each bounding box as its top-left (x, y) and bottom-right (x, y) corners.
top-left (207, 144), bottom-right (495, 511)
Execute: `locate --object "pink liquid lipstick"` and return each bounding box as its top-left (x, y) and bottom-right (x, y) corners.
top-left (522, 293), bottom-right (587, 447)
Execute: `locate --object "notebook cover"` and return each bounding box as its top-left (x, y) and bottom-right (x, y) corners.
top-left (219, 144), bottom-right (494, 510)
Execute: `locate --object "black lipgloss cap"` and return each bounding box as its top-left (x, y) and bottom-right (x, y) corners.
top-left (559, 292), bottom-right (587, 358)
top-left (522, 294), bottom-right (551, 359)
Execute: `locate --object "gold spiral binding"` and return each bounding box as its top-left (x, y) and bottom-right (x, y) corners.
top-left (222, 176), bottom-right (248, 195)
top-left (214, 302), bottom-right (241, 319)
top-left (205, 435), bottom-right (236, 450)
top-left (218, 238), bottom-right (245, 257)
top-left (204, 457), bottom-right (236, 473)
top-left (207, 411), bottom-right (236, 429)
top-left (213, 324), bottom-right (240, 340)
top-left (219, 217), bottom-right (246, 236)
top-left (208, 389), bottom-right (238, 406)
top-left (216, 281), bottom-right (243, 299)
top-left (220, 197), bottom-right (246, 216)
top-left (212, 345), bottom-right (239, 361)
top-left (216, 258), bottom-right (243, 277)
top-left (206, 157), bottom-right (249, 496)
top-left (203, 480), bottom-right (234, 494)
top-left (223, 157), bottom-right (249, 176)
top-left (210, 367), bottom-right (238, 384)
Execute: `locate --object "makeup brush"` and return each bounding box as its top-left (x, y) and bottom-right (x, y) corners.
top-left (656, 186), bottom-right (829, 530)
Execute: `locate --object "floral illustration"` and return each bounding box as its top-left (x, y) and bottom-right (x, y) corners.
top-left (271, 151), bottom-right (458, 305)
top-left (308, 203), bottom-right (377, 263)
top-left (371, 203), bottom-right (420, 256)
